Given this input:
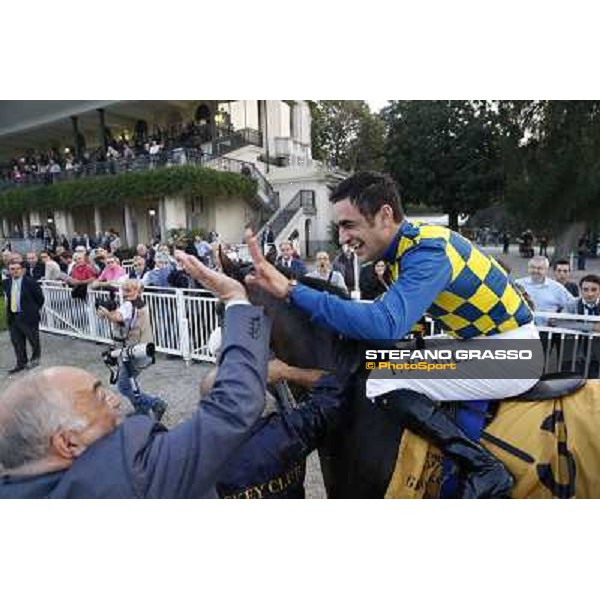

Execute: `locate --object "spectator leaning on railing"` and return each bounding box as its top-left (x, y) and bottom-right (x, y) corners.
top-left (129, 257), bottom-right (148, 281)
top-left (67, 252), bottom-right (98, 299)
top-left (93, 255), bottom-right (127, 290)
top-left (553, 274), bottom-right (600, 332)
top-left (551, 274), bottom-right (600, 378)
top-left (142, 253), bottom-right (173, 288)
top-left (39, 251), bottom-right (63, 282)
top-left (516, 255), bottom-right (575, 325)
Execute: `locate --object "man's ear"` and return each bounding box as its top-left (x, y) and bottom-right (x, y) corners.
top-left (379, 204), bottom-right (396, 225)
top-left (50, 430), bottom-right (87, 460)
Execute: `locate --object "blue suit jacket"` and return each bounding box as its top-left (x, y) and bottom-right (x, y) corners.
top-left (276, 257), bottom-right (307, 279)
top-left (0, 304), bottom-right (270, 499)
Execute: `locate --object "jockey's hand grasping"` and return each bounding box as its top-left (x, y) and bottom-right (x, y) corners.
top-left (245, 229), bottom-right (292, 299)
top-left (175, 250), bottom-right (247, 305)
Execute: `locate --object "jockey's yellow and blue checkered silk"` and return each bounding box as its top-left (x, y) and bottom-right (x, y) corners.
top-left (289, 221), bottom-right (532, 341)
top-left (389, 222), bottom-right (532, 339)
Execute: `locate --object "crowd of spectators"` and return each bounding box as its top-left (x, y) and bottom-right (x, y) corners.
top-left (0, 118), bottom-right (227, 186)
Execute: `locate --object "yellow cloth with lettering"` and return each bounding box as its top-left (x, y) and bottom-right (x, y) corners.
top-left (385, 381), bottom-right (600, 499)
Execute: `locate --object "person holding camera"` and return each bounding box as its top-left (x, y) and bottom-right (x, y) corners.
top-left (96, 280), bottom-right (167, 421)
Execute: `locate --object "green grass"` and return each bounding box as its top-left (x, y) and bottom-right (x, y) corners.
top-left (0, 295), bottom-right (6, 332)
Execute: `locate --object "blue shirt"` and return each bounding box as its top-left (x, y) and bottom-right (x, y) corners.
top-left (142, 266), bottom-right (173, 288)
top-left (515, 276), bottom-right (574, 325)
top-left (289, 226), bottom-right (452, 340)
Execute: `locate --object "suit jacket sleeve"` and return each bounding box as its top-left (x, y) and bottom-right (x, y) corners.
top-left (137, 304), bottom-right (270, 498)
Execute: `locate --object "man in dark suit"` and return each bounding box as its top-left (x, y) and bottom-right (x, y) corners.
top-left (553, 274), bottom-right (600, 378)
top-left (25, 252), bottom-right (45, 281)
top-left (0, 252), bottom-right (270, 499)
top-left (3, 259), bottom-right (45, 374)
top-left (276, 241), bottom-right (307, 279)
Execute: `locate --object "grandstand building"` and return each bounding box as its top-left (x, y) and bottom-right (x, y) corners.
top-left (0, 100), bottom-right (344, 255)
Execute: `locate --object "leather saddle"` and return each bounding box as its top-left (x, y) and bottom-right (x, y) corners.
top-left (512, 372), bottom-right (586, 402)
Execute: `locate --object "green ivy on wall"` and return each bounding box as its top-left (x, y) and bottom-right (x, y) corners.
top-left (0, 166), bottom-right (257, 216)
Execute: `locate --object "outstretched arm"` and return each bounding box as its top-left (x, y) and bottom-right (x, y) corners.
top-left (245, 228), bottom-right (451, 341)
top-left (290, 246), bottom-right (452, 340)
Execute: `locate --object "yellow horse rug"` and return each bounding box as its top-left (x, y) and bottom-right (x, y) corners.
top-left (385, 380), bottom-right (600, 499)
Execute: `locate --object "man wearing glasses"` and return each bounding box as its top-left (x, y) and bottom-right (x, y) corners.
top-left (92, 254), bottom-right (128, 290)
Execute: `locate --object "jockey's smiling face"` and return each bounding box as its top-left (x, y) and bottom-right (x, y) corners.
top-left (334, 199), bottom-right (398, 263)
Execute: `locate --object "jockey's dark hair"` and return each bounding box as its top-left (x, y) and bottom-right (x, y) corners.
top-left (329, 171), bottom-right (404, 223)
top-left (579, 274), bottom-right (600, 288)
top-left (553, 259), bottom-right (571, 269)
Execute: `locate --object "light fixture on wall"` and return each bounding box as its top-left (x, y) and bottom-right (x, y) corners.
top-left (148, 209), bottom-right (156, 216)
top-left (47, 218), bottom-right (54, 224)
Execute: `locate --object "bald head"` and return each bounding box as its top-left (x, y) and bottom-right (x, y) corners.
top-left (0, 367), bottom-right (119, 474)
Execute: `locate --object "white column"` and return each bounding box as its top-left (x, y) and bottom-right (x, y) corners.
top-left (163, 195), bottom-right (187, 232)
top-left (53, 210), bottom-right (69, 237)
top-left (123, 202), bottom-right (135, 247)
top-left (66, 211), bottom-right (75, 238)
top-left (0, 217), bottom-right (6, 238)
top-left (292, 101), bottom-right (312, 162)
top-left (22, 213), bottom-right (30, 237)
top-left (93, 205), bottom-right (102, 237)
top-left (158, 197), bottom-right (167, 242)
top-left (29, 209), bottom-right (42, 228)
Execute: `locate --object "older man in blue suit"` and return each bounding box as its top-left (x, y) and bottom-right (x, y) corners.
top-left (0, 252), bottom-right (270, 499)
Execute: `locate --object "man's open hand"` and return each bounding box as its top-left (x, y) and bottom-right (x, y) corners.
top-left (245, 229), bottom-right (292, 299)
top-left (175, 250), bottom-right (247, 304)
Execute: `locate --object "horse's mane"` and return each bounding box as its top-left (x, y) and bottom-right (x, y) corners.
top-left (222, 254), bottom-right (350, 300)
top-left (298, 275), bottom-right (350, 299)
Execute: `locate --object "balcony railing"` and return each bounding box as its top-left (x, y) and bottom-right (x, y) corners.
top-left (203, 155), bottom-right (279, 212)
top-left (0, 128), bottom-right (264, 192)
top-left (267, 190), bottom-right (315, 239)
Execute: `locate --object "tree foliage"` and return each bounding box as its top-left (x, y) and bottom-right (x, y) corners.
top-left (0, 166), bottom-right (257, 216)
top-left (383, 101), bottom-right (505, 229)
top-left (499, 100), bottom-right (600, 228)
top-left (309, 101), bottom-right (385, 172)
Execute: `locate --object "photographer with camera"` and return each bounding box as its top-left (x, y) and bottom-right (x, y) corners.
top-left (96, 279), bottom-right (167, 421)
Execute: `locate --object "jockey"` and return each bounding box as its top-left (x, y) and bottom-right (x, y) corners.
top-left (246, 171), bottom-right (544, 499)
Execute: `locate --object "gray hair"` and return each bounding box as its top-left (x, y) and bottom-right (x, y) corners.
top-left (154, 252), bottom-right (170, 265)
top-left (0, 371), bottom-right (87, 472)
top-left (528, 256), bottom-right (549, 269)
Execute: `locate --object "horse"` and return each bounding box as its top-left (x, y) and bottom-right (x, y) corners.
top-left (221, 255), bottom-right (600, 499)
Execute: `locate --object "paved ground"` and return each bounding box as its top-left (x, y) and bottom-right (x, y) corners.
top-left (0, 329), bottom-right (327, 498)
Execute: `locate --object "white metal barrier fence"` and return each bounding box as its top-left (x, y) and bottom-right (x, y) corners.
top-left (37, 283), bottom-right (600, 376)
top-left (534, 311), bottom-right (600, 379)
top-left (39, 282), bottom-right (219, 363)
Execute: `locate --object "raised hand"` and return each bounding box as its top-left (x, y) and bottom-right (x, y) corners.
top-left (245, 229), bottom-right (291, 299)
top-left (175, 250), bottom-right (247, 304)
